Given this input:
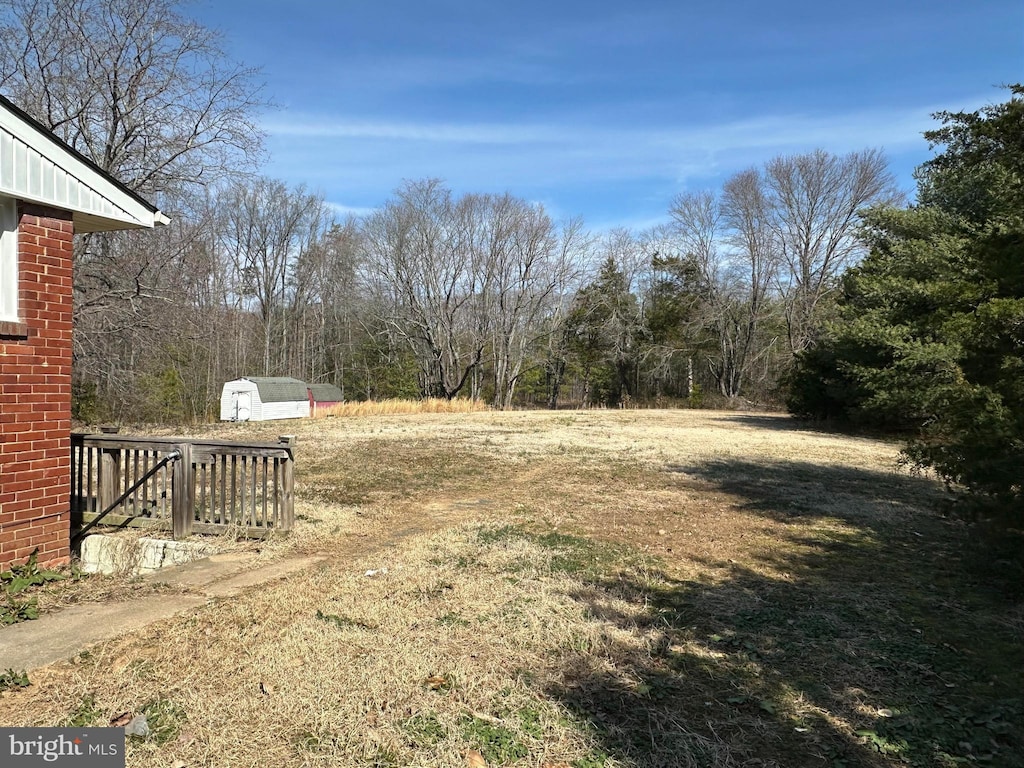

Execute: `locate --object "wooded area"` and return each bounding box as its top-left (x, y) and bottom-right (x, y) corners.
top-left (55, 156), bottom-right (901, 421)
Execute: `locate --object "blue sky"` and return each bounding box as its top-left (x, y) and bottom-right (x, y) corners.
top-left (193, 0), bottom-right (1022, 230)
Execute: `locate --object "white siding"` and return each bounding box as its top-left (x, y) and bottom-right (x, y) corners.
top-left (220, 380), bottom-right (261, 421)
top-left (0, 196), bottom-right (16, 322)
top-left (260, 400), bottom-right (309, 420)
top-left (220, 379), bottom-right (309, 421)
top-left (0, 103), bottom-right (166, 232)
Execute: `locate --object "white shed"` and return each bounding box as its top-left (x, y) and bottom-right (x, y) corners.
top-left (220, 377), bottom-right (310, 422)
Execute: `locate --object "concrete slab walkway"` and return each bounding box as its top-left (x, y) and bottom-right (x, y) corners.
top-left (0, 553), bottom-right (324, 672)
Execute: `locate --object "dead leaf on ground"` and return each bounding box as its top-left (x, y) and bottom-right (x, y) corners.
top-left (424, 675), bottom-right (447, 690)
top-left (109, 712), bottom-right (132, 727)
top-left (465, 750), bottom-right (487, 767)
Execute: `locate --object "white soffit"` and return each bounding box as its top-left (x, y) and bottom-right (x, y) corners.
top-left (0, 97), bottom-right (168, 232)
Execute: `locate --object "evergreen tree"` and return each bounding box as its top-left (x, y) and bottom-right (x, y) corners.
top-left (566, 257), bottom-right (642, 406)
top-left (789, 85), bottom-right (1024, 506)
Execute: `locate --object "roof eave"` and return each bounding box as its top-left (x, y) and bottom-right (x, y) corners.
top-left (0, 93), bottom-right (167, 232)
top-left (69, 208), bottom-right (170, 234)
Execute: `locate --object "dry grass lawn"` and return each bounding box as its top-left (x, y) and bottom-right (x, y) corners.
top-left (3, 409), bottom-right (1022, 768)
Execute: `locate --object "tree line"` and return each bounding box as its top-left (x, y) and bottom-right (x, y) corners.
top-left (57, 160), bottom-right (905, 423)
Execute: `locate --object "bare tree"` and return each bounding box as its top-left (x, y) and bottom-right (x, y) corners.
top-left (361, 180), bottom-right (487, 400)
top-left (665, 180), bottom-right (781, 400)
top-left (361, 181), bottom-right (590, 405)
top-left (537, 218), bottom-right (591, 409)
top-left (483, 197), bottom-right (585, 409)
top-left (292, 219), bottom-right (364, 390)
top-left (217, 179), bottom-right (333, 376)
top-left (0, 0), bottom-right (264, 197)
top-left (762, 149), bottom-right (902, 353)
top-left (716, 170), bottom-right (780, 397)
top-left (663, 150), bottom-right (897, 399)
top-left (0, 0), bottom-right (266, 419)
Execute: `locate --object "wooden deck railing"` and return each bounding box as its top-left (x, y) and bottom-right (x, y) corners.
top-left (71, 433), bottom-right (296, 539)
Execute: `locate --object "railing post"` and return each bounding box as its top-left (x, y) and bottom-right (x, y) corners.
top-left (172, 442), bottom-right (194, 540)
top-left (70, 434), bottom-right (82, 518)
top-left (278, 435), bottom-right (295, 531)
top-left (98, 441), bottom-right (122, 518)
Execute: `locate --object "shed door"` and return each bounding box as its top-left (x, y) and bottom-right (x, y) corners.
top-left (235, 391), bottom-right (252, 421)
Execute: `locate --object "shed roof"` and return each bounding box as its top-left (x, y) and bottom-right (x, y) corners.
top-left (0, 94), bottom-right (168, 232)
top-left (309, 383), bottom-right (344, 402)
top-left (244, 377), bottom-right (309, 403)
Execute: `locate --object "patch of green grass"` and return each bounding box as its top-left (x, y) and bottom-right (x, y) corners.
top-left (476, 524), bottom-right (524, 546)
top-left (428, 552), bottom-right (479, 570)
top-left (0, 668), bottom-right (30, 692)
top-left (140, 698), bottom-right (186, 746)
top-left (437, 611), bottom-right (470, 627)
top-left (403, 712), bottom-right (445, 746)
top-left (293, 730), bottom-right (323, 751)
top-left (560, 631), bottom-right (599, 654)
top-left (516, 706), bottom-right (544, 739)
top-left (126, 658), bottom-right (156, 681)
top-left (461, 715), bottom-right (528, 765)
top-left (316, 609), bottom-right (376, 630)
top-left (476, 523), bottom-right (639, 582)
top-left (361, 748), bottom-right (401, 767)
top-left (573, 754), bottom-right (611, 768)
top-left (293, 729), bottom-right (341, 754)
top-left (63, 694), bottom-right (102, 727)
top-left (553, 714), bottom-right (612, 767)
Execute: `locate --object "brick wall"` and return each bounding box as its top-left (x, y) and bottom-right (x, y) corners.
top-left (0, 203), bottom-right (74, 571)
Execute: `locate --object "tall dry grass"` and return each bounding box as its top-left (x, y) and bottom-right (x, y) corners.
top-left (314, 398), bottom-right (489, 418)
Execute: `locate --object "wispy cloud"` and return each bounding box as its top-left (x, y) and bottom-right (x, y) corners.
top-left (265, 101), bottom-right (946, 182)
top-left (262, 118), bottom-right (554, 144)
top-left (326, 201), bottom-right (378, 218)
top-left (260, 95), bottom-right (989, 229)
top-left (267, 100), bottom-right (957, 152)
